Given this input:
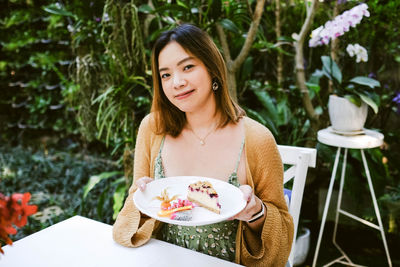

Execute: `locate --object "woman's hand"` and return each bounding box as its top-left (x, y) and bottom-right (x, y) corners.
top-left (231, 185), bottom-right (263, 222)
top-left (135, 177), bottom-right (154, 191)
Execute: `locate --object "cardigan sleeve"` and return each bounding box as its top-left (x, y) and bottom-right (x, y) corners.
top-left (239, 120), bottom-right (294, 267)
top-left (112, 115), bottom-right (161, 247)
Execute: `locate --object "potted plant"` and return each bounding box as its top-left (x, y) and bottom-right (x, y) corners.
top-left (308, 3), bottom-right (381, 133)
top-left (314, 55), bottom-right (381, 133)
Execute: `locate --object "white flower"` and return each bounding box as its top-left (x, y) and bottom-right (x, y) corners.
top-left (346, 44), bottom-right (355, 57)
top-left (309, 26), bottom-right (324, 47)
top-left (67, 24), bottom-right (74, 33)
top-left (346, 43), bottom-right (368, 63)
top-left (103, 13), bottom-right (110, 22)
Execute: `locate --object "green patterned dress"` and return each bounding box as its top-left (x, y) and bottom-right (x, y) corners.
top-left (154, 137), bottom-right (244, 261)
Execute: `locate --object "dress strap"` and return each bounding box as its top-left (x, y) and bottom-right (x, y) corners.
top-left (158, 135), bottom-right (166, 154)
top-left (228, 138), bottom-right (245, 187)
top-left (234, 138), bottom-right (245, 173)
top-left (154, 136), bottom-right (166, 179)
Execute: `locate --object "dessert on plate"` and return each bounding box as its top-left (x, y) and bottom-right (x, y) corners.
top-left (187, 181), bottom-right (221, 214)
top-left (153, 188), bottom-right (194, 221)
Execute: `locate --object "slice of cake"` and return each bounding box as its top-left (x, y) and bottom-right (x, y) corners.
top-left (187, 181), bottom-right (221, 214)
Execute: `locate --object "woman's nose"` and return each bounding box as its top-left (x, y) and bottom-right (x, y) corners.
top-left (173, 74), bottom-right (187, 89)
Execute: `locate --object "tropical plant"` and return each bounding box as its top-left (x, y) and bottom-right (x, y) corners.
top-left (82, 171), bottom-right (126, 220)
top-left (244, 80), bottom-right (311, 146)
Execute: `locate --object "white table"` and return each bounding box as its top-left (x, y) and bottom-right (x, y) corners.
top-left (0, 216), bottom-right (243, 267)
top-left (312, 128), bottom-right (392, 267)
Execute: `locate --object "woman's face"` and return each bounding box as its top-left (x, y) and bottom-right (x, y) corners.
top-left (158, 41), bottom-right (215, 114)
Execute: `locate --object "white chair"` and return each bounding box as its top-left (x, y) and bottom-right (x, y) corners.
top-left (277, 145), bottom-right (317, 267)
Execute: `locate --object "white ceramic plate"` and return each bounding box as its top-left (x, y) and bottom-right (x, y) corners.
top-left (328, 126), bottom-right (365, 136)
top-left (133, 176), bottom-right (246, 226)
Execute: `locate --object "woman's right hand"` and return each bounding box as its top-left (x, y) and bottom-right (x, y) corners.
top-left (135, 176), bottom-right (154, 191)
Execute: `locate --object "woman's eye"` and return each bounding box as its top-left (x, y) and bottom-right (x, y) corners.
top-left (184, 64), bottom-right (194, 71)
top-left (161, 73), bottom-right (170, 79)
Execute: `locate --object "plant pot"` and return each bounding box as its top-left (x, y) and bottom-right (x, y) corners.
top-left (328, 95), bottom-right (368, 133)
top-left (293, 227), bottom-right (310, 266)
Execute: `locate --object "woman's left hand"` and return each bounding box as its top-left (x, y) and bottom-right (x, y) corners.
top-left (230, 185), bottom-right (262, 221)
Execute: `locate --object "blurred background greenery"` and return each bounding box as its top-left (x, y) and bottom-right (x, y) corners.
top-left (1, 0), bottom-right (399, 265)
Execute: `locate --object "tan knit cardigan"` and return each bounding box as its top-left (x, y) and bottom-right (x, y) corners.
top-left (112, 115), bottom-right (294, 267)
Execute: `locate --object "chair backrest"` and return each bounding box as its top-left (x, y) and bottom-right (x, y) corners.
top-left (277, 145), bottom-right (317, 266)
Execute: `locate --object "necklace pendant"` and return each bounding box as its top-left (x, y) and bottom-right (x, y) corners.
top-left (200, 140), bottom-right (205, 145)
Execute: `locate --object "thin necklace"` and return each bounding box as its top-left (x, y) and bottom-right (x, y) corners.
top-left (188, 124), bottom-right (217, 146)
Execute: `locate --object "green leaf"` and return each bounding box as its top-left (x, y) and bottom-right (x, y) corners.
top-left (0, 61), bottom-right (7, 71)
top-left (308, 69), bottom-right (324, 83)
top-left (82, 171), bottom-right (122, 199)
top-left (219, 19), bottom-right (240, 34)
top-left (305, 82), bottom-right (320, 94)
top-left (113, 179), bottom-right (127, 220)
top-left (2, 11), bottom-right (31, 28)
top-left (177, 0), bottom-right (189, 9)
top-left (138, 4), bottom-right (153, 14)
top-left (321, 56), bottom-right (342, 84)
top-left (153, 4), bottom-right (189, 14)
top-left (43, 6), bottom-right (76, 19)
top-left (263, 116), bottom-right (279, 137)
top-left (241, 56), bottom-right (253, 81)
top-left (358, 93), bottom-right (379, 114)
top-left (244, 107), bottom-right (279, 136)
top-left (344, 95), bottom-right (362, 107)
top-left (277, 99), bottom-right (291, 125)
top-left (252, 90), bottom-right (279, 124)
top-left (244, 108), bottom-right (267, 126)
top-left (350, 76), bottom-right (381, 88)
top-left (300, 119), bottom-right (310, 138)
top-left (97, 187), bottom-right (109, 218)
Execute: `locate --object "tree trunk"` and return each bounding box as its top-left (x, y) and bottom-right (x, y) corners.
top-left (216, 0), bottom-right (266, 102)
top-left (275, 0), bottom-right (283, 87)
top-left (227, 69), bottom-right (238, 101)
top-left (329, 1), bottom-right (340, 94)
top-left (294, 0), bottom-right (320, 145)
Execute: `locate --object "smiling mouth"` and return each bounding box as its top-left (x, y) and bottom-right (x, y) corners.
top-left (175, 89), bottom-right (195, 98)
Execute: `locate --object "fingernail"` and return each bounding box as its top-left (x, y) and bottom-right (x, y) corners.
top-left (140, 184), bottom-right (145, 191)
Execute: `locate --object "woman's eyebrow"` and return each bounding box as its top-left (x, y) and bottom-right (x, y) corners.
top-left (159, 56), bottom-right (195, 73)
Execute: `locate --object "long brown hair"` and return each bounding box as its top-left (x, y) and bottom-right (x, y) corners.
top-left (151, 24), bottom-right (244, 137)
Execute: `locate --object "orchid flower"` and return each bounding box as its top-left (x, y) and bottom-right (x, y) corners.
top-left (309, 3), bottom-right (370, 47)
top-left (346, 44), bottom-right (368, 63)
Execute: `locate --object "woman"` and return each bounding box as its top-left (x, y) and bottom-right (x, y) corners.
top-left (113, 24), bottom-right (293, 266)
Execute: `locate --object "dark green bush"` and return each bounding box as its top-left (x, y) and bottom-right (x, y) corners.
top-left (0, 144), bottom-right (123, 241)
